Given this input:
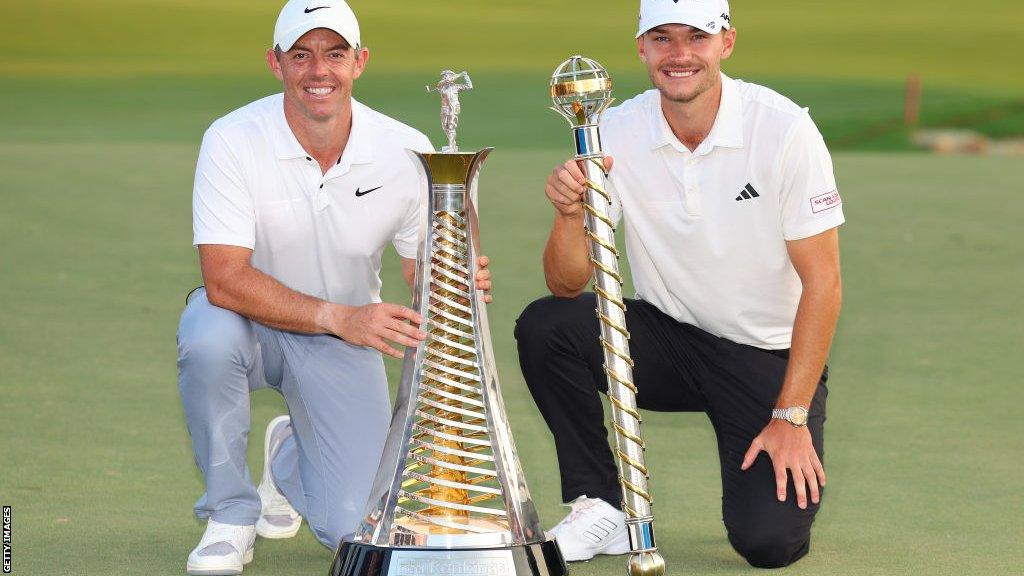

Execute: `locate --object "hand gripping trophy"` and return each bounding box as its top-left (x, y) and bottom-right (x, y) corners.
top-left (330, 71), bottom-right (566, 576)
top-left (549, 56), bottom-right (666, 576)
top-left (427, 70), bottom-right (474, 152)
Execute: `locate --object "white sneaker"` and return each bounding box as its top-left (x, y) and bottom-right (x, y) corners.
top-left (549, 496), bottom-right (630, 562)
top-left (255, 415), bottom-right (303, 539)
top-left (186, 520), bottom-right (255, 575)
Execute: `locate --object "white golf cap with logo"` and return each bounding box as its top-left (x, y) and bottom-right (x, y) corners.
top-left (274, 0), bottom-right (361, 51)
top-left (637, 0), bottom-right (731, 37)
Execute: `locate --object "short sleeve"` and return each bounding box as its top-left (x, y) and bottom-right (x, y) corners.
top-left (192, 128), bottom-right (255, 248)
top-left (778, 112), bottom-right (845, 240)
top-left (392, 132), bottom-right (435, 259)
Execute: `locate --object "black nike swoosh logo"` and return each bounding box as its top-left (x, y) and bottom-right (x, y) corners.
top-left (304, 6), bottom-right (329, 13)
top-left (355, 186), bottom-right (383, 197)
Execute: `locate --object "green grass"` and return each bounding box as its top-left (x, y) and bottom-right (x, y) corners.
top-left (4, 0), bottom-right (1024, 88)
top-left (2, 0), bottom-right (1023, 150)
top-left (2, 1), bottom-right (1023, 574)
top-left (2, 144), bottom-right (1022, 575)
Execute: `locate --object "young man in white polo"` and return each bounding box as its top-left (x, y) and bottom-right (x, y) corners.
top-left (177, 1), bottom-right (491, 574)
top-left (515, 0), bottom-right (843, 568)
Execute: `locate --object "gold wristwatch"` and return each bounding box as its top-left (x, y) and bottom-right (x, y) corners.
top-left (772, 406), bottom-right (809, 427)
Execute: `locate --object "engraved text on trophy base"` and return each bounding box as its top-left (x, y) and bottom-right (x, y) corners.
top-left (391, 550), bottom-right (515, 576)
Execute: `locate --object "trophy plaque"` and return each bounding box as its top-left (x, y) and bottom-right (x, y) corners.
top-left (330, 71), bottom-right (566, 576)
top-left (549, 56), bottom-right (666, 576)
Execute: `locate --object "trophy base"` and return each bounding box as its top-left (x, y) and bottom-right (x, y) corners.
top-left (330, 539), bottom-right (566, 576)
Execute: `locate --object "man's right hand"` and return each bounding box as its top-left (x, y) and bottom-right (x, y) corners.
top-left (545, 156), bottom-right (614, 217)
top-left (326, 303), bottom-right (426, 359)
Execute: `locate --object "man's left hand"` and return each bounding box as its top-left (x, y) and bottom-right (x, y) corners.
top-left (475, 255), bottom-right (493, 303)
top-left (741, 419), bottom-right (825, 509)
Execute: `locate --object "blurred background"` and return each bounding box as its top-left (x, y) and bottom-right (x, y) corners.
top-left (1, 1), bottom-right (1021, 574)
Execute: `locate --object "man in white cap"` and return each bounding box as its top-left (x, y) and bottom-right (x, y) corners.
top-left (176, 1), bottom-right (491, 574)
top-left (516, 0), bottom-right (842, 568)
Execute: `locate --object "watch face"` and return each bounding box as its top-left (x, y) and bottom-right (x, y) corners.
top-left (790, 407), bottom-right (809, 426)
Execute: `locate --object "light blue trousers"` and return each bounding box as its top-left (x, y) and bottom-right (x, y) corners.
top-left (176, 288), bottom-right (390, 548)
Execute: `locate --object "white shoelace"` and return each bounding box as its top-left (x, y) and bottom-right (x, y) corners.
top-left (553, 497), bottom-right (602, 530)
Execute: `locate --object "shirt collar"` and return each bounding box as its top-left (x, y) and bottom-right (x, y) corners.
top-left (272, 95), bottom-right (375, 166)
top-left (649, 72), bottom-right (744, 152)
top-left (338, 99), bottom-right (374, 167)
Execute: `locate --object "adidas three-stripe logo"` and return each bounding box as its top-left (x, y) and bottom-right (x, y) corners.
top-left (581, 517), bottom-right (620, 544)
top-left (736, 183), bottom-right (760, 201)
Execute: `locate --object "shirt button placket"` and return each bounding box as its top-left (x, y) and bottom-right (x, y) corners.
top-left (683, 155), bottom-right (702, 216)
top-left (306, 157), bottom-right (329, 211)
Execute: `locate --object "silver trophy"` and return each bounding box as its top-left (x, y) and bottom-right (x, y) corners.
top-left (330, 71), bottom-right (566, 576)
top-left (550, 56), bottom-right (666, 576)
top-left (427, 70), bottom-right (473, 152)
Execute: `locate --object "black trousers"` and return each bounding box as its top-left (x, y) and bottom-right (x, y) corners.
top-left (515, 294), bottom-right (828, 569)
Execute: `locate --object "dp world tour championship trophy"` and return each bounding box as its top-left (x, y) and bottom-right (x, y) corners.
top-left (330, 71), bottom-right (566, 576)
top-left (549, 56), bottom-right (666, 576)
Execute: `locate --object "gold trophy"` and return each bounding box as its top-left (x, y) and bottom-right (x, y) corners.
top-left (330, 71), bottom-right (566, 576)
top-left (549, 55), bottom-right (666, 576)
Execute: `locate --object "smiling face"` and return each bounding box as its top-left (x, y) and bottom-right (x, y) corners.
top-left (637, 23), bottom-right (736, 105)
top-left (266, 27), bottom-right (369, 123)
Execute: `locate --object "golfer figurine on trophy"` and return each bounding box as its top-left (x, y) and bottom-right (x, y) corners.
top-left (428, 70), bottom-right (474, 152)
top-left (330, 71), bottom-right (566, 576)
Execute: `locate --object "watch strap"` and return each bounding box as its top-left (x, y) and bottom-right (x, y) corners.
top-left (772, 406), bottom-right (809, 426)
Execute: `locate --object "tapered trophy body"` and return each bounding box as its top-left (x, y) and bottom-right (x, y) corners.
top-left (549, 56), bottom-right (666, 576)
top-left (330, 71), bottom-right (565, 576)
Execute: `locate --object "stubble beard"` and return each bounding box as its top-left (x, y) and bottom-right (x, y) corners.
top-left (649, 66), bottom-right (719, 105)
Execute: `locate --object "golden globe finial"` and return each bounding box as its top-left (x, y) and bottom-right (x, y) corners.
top-left (549, 55), bottom-right (614, 126)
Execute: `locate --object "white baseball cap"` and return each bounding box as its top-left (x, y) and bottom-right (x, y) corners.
top-left (637, 0), bottom-right (731, 37)
top-left (273, 0), bottom-right (361, 51)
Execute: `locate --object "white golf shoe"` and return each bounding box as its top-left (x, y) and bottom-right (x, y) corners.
top-left (549, 496), bottom-right (629, 562)
top-left (255, 415), bottom-right (303, 539)
top-left (186, 520), bottom-right (255, 575)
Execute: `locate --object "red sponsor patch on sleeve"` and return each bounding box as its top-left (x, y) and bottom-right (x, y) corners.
top-left (810, 189), bottom-right (842, 214)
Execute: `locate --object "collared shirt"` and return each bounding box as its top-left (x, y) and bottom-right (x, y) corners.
top-left (192, 94), bottom-right (432, 307)
top-left (601, 74), bottom-right (844, 349)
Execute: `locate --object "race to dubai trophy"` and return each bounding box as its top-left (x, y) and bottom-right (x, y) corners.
top-left (549, 56), bottom-right (666, 576)
top-left (428, 70), bottom-right (473, 152)
top-left (330, 71), bottom-right (566, 576)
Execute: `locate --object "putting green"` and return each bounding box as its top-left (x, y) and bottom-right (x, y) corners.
top-left (1, 141), bottom-right (1020, 574)
top-left (1, 1), bottom-right (1021, 574)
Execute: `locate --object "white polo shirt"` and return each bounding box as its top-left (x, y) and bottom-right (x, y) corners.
top-left (192, 94), bottom-right (432, 307)
top-left (601, 74), bottom-right (844, 349)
